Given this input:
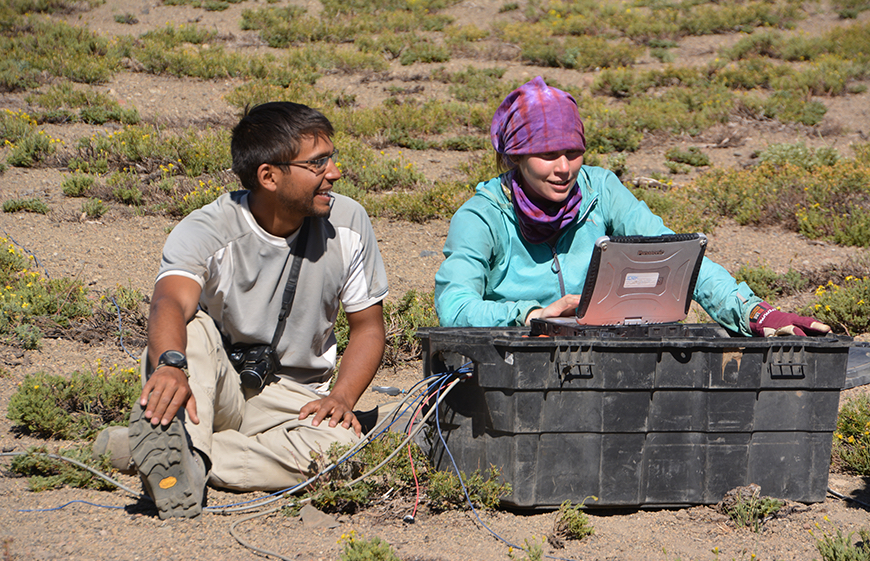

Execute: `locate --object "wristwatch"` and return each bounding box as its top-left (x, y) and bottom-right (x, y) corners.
top-left (155, 350), bottom-right (188, 376)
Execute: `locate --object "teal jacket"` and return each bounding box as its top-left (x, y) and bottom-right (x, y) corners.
top-left (434, 166), bottom-right (761, 333)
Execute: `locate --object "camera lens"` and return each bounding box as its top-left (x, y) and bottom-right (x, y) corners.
top-left (239, 361), bottom-right (269, 390)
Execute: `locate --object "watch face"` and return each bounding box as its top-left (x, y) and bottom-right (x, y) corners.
top-left (160, 350), bottom-right (187, 368)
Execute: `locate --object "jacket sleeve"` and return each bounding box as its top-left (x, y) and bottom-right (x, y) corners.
top-left (598, 171), bottom-right (761, 336)
top-left (434, 202), bottom-right (541, 327)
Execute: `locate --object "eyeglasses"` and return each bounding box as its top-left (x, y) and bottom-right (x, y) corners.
top-left (268, 149), bottom-right (339, 171)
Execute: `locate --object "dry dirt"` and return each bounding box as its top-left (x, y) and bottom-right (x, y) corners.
top-left (1, 1), bottom-right (870, 560)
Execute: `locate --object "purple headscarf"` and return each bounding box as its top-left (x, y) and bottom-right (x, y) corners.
top-left (490, 76), bottom-right (586, 156)
top-left (491, 77), bottom-right (587, 244)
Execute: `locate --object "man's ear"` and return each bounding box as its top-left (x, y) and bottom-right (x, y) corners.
top-left (256, 163), bottom-right (280, 193)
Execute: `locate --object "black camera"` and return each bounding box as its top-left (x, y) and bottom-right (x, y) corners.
top-left (229, 344), bottom-right (279, 390)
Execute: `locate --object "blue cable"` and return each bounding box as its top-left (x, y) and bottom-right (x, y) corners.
top-left (206, 371), bottom-right (456, 512)
top-left (110, 296), bottom-right (141, 361)
top-left (19, 500), bottom-right (127, 513)
top-left (434, 376), bottom-right (578, 561)
top-left (2, 228), bottom-right (50, 279)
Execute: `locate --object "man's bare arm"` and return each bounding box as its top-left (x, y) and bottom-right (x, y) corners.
top-left (141, 275), bottom-right (203, 426)
top-left (298, 302), bottom-right (385, 436)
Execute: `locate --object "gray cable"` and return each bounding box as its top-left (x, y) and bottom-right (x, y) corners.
top-left (346, 378), bottom-right (461, 487)
top-left (207, 383), bottom-right (428, 514)
top-left (0, 451), bottom-right (143, 498)
top-left (228, 506), bottom-right (294, 561)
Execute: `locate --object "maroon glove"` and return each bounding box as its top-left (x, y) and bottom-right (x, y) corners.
top-left (749, 301), bottom-right (831, 337)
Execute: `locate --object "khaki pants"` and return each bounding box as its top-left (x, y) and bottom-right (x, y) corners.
top-left (140, 310), bottom-right (359, 492)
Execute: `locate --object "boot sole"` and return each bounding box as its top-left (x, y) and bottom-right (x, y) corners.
top-left (128, 403), bottom-right (204, 519)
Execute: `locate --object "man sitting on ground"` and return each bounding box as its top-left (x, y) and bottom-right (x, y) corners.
top-left (98, 101), bottom-right (388, 519)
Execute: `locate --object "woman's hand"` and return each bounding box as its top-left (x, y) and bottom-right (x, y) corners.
top-left (525, 294), bottom-right (582, 325)
top-left (749, 301), bottom-right (832, 337)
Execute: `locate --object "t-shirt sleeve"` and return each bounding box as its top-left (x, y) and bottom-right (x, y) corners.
top-left (155, 213), bottom-right (215, 287)
top-left (339, 209), bottom-right (389, 313)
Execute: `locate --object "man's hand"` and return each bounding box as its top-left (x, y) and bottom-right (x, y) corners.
top-left (298, 395), bottom-right (360, 436)
top-left (749, 301), bottom-right (832, 337)
top-left (139, 367), bottom-right (200, 426)
top-left (525, 294), bottom-right (582, 325)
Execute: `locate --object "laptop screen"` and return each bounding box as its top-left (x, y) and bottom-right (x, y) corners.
top-left (572, 233), bottom-right (707, 326)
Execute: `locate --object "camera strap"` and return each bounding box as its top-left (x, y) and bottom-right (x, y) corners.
top-left (270, 217), bottom-right (311, 350)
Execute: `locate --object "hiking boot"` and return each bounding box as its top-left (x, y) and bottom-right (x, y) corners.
top-left (128, 402), bottom-right (207, 519)
top-left (92, 425), bottom-right (135, 474)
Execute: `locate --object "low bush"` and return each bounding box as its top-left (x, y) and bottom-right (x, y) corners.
top-left (2, 197), bottom-right (49, 214)
top-left (734, 264), bottom-right (808, 303)
top-left (61, 173), bottom-right (95, 197)
top-left (665, 146), bottom-right (711, 167)
top-left (6, 130), bottom-right (59, 167)
top-left (554, 498), bottom-right (596, 541)
top-left (81, 197), bottom-right (108, 218)
top-left (816, 528), bottom-right (870, 560)
top-left (802, 276), bottom-right (870, 335)
top-left (721, 489), bottom-right (783, 533)
top-left (831, 394), bottom-right (870, 475)
top-left (9, 445), bottom-right (117, 492)
top-left (338, 532), bottom-right (401, 561)
top-left (7, 364), bottom-right (140, 440)
top-left (427, 465), bottom-right (511, 510)
top-left (0, 237), bottom-right (91, 348)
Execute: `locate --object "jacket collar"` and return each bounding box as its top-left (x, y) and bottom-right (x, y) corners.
top-left (477, 167), bottom-right (599, 226)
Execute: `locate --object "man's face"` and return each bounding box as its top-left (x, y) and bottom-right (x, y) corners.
top-left (273, 135), bottom-right (341, 220)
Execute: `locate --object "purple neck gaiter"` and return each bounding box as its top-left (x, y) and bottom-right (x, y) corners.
top-left (508, 170), bottom-right (583, 245)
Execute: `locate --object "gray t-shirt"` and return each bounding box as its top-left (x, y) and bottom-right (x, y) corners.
top-left (158, 190), bottom-right (389, 384)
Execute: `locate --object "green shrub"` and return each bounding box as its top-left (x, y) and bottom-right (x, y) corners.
top-left (757, 142), bottom-right (840, 170)
top-left (2, 197), bottom-right (49, 214)
top-left (26, 81), bottom-right (140, 125)
top-left (816, 528), bottom-right (870, 561)
top-left (723, 491), bottom-right (782, 533)
top-left (762, 90), bottom-right (828, 126)
top-left (170, 178), bottom-right (226, 216)
top-left (2, 17), bottom-right (117, 84)
top-left (338, 533), bottom-right (401, 561)
top-left (9, 445), bottom-right (117, 492)
top-left (7, 365), bottom-right (140, 440)
top-left (665, 146), bottom-right (711, 167)
top-left (382, 290), bottom-right (439, 363)
top-left (433, 65), bottom-right (507, 103)
top-left (0, 109), bottom-right (37, 142)
top-left (693, 155), bottom-right (870, 246)
top-left (0, 59), bottom-right (42, 92)
top-left (515, 34), bottom-right (642, 70)
top-left (7, 130), bottom-right (58, 167)
top-left (372, 181), bottom-right (473, 222)
top-left (399, 40), bottom-right (450, 65)
top-left (0, 237), bottom-right (91, 347)
top-left (113, 13), bottom-right (138, 24)
top-left (554, 499), bottom-right (596, 541)
top-left (508, 537), bottom-right (544, 561)
top-left (734, 264), bottom-right (808, 303)
top-left (665, 161), bottom-right (693, 174)
top-left (140, 23), bottom-right (216, 46)
top-left (61, 173), bottom-right (95, 197)
top-left (81, 197), bottom-right (108, 218)
top-left (629, 184), bottom-right (716, 235)
top-left (832, 394), bottom-right (870, 475)
top-left (428, 465), bottom-right (511, 510)
top-left (801, 276), bottom-right (870, 335)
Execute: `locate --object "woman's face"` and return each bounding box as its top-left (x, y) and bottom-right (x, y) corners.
top-left (514, 150), bottom-right (584, 204)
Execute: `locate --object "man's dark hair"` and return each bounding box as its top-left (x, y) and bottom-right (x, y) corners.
top-left (231, 102), bottom-right (334, 190)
